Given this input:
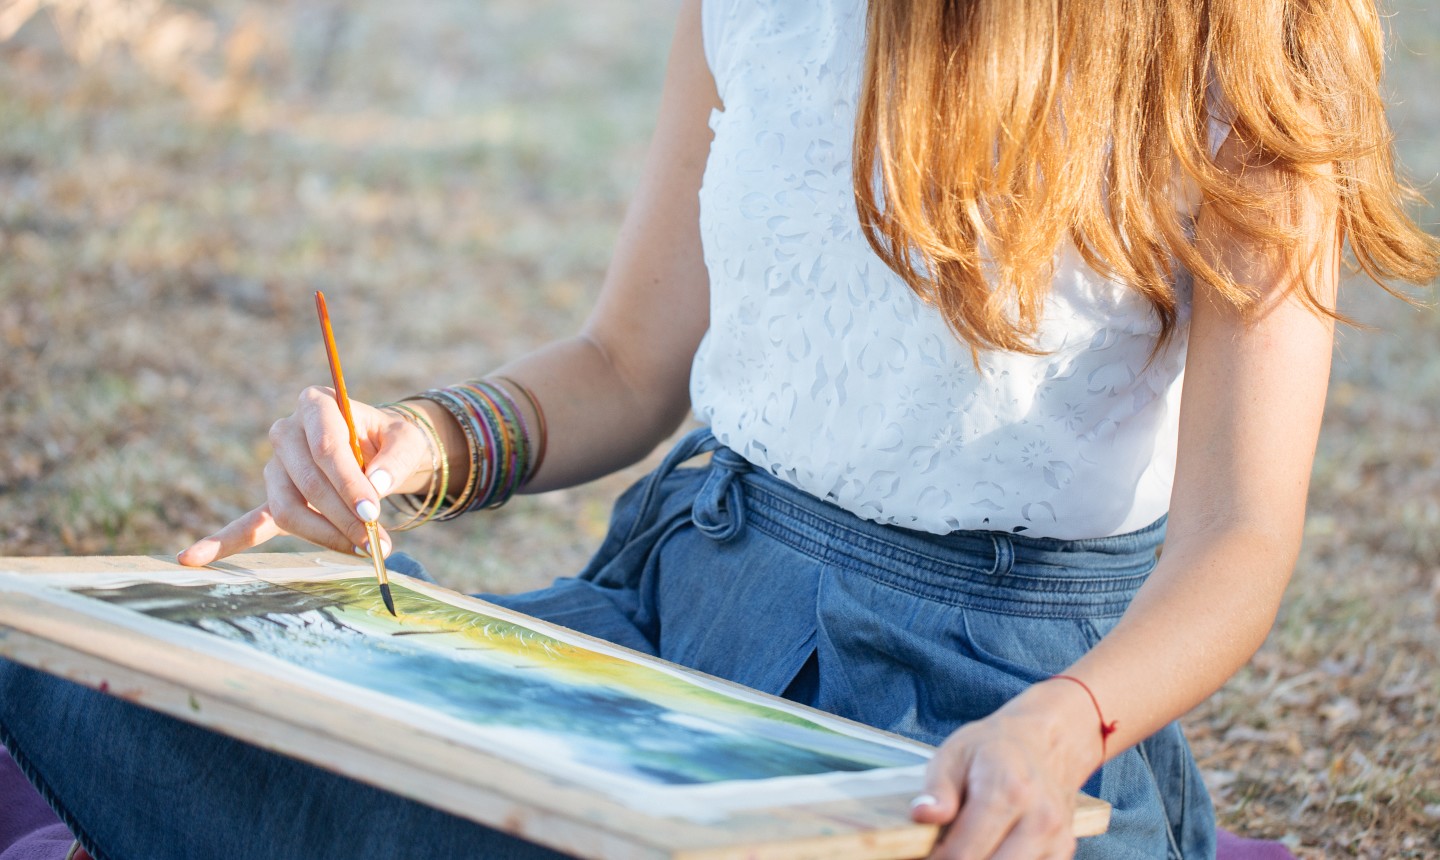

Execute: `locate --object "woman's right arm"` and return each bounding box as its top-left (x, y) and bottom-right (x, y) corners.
top-left (179, 0), bottom-right (719, 566)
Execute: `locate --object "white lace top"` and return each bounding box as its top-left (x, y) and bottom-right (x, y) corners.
top-left (690, 0), bottom-right (1225, 539)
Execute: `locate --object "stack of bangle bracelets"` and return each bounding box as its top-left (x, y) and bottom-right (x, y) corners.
top-left (379, 376), bottom-right (548, 529)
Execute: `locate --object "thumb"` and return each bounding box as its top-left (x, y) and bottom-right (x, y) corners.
top-left (363, 416), bottom-right (433, 499)
top-left (911, 748), bottom-right (965, 824)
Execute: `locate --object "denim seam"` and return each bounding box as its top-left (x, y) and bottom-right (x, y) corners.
top-left (741, 493), bottom-right (1148, 614)
top-left (990, 534), bottom-right (1010, 577)
top-left (743, 477), bottom-right (1158, 585)
top-left (742, 511), bottom-right (1000, 603)
top-left (1009, 514), bottom-right (1169, 554)
top-left (992, 569), bottom-right (1150, 593)
top-left (742, 511), bottom-right (1134, 619)
top-left (0, 722), bottom-right (111, 860)
top-left (1134, 737), bottom-right (1187, 860)
top-left (744, 489), bottom-right (1144, 592)
top-left (742, 469), bottom-right (1166, 565)
top-left (744, 481), bottom-right (997, 577)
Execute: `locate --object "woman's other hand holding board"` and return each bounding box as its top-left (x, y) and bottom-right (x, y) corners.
top-left (911, 680), bottom-right (1099, 858)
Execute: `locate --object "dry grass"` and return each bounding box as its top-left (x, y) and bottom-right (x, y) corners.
top-left (0, 1), bottom-right (1436, 855)
top-left (0, 0), bottom-right (674, 590)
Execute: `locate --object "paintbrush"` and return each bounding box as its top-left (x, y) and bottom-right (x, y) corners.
top-left (314, 290), bottom-right (397, 616)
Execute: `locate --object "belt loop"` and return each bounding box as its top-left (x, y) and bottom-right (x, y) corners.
top-left (990, 533), bottom-right (1015, 577)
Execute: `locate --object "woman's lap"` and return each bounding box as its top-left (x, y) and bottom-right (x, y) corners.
top-left (0, 429), bottom-right (1215, 859)
top-left (0, 662), bottom-right (571, 860)
top-left (492, 433), bottom-right (1215, 859)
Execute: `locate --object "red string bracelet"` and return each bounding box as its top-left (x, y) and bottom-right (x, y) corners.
top-left (1051, 675), bottom-right (1118, 762)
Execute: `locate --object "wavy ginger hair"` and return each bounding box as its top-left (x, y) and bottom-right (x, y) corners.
top-left (854, 0), bottom-right (1439, 354)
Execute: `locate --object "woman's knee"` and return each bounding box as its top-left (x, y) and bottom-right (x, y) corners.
top-left (0, 659), bottom-right (86, 750)
top-left (0, 660), bottom-right (576, 860)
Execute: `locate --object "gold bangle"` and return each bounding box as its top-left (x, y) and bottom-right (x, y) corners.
top-left (380, 402), bottom-right (449, 530)
top-left (409, 389), bottom-right (481, 521)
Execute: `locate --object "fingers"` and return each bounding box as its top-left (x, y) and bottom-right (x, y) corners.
top-left (938, 757), bottom-right (1028, 858)
top-left (990, 803), bottom-right (1075, 860)
top-left (959, 772), bottom-right (1072, 860)
top-left (269, 437), bottom-right (370, 550)
top-left (182, 386), bottom-right (414, 567)
top-left (263, 458), bottom-right (374, 554)
top-left (295, 387), bottom-right (381, 523)
top-left (270, 388), bottom-right (392, 549)
top-left (177, 504), bottom-right (283, 566)
top-left (912, 753), bottom-right (965, 825)
top-left (918, 734), bottom-right (1077, 860)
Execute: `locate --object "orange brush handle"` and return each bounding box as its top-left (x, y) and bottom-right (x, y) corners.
top-left (314, 290), bottom-right (367, 470)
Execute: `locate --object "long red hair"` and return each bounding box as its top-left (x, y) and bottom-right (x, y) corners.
top-left (854, 0), bottom-right (1439, 353)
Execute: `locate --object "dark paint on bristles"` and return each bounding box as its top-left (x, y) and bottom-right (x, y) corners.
top-left (315, 290), bottom-right (398, 618)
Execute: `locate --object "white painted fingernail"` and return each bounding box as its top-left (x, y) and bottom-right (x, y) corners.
top-left (909, 793), bottom-right (938, 810)
top-left (353, 545), bottom-right (367, 556)
top-left (369, 469), bottom-right (393, 496)
top-left (355, 500), bottom-right (380, 522)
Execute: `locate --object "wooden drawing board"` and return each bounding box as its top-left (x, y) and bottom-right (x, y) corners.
top-left (0, 553), bottom-right (1110, 859)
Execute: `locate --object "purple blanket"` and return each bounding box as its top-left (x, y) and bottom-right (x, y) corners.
top-left (0, 746), bottom-right (74, 860)
top-left (1216, 827), bottom-right (1297, 859)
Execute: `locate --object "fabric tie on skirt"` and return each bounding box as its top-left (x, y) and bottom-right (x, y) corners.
top-left (609, 427), bottom-right (756, 546)
top-left (690, 444), bottom-right (751, 543)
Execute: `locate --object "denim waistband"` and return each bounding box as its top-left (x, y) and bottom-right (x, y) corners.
top-left (639, 428), bottom-right (1165, 618)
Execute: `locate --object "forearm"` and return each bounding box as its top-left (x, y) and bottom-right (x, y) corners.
top-left (1005, 524), bottom-right (1298, 788)
top-left (1014, 134), bottom-right (1343, 788)
top-left (494, 329), bottom-right (694, 492)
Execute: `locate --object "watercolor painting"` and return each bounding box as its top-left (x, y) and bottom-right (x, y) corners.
top-left (0, 564), bottom-right (929, 819)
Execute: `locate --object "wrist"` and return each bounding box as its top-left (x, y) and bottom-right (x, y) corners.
top-left (999, 677), bottom-right (1113, 789)
top-left (408, 399), bottom-right (469, 497)
top-left (400, 380), bottom-right (545, 517)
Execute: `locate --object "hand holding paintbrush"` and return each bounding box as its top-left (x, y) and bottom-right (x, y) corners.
top-left (177, 301), bottom-right (442, 586)
top-left (313, 290), bottom-right (397, 615)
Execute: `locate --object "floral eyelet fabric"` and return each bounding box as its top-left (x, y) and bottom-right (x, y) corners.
top-left (690, 0), bottom-right (1219, 539)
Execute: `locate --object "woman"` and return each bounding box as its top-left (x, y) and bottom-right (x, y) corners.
top-left (3, 0), bottom-right (1435, 858)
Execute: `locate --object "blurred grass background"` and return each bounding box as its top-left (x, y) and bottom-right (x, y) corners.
top-left (0, 1), bottom-right (1436, 856)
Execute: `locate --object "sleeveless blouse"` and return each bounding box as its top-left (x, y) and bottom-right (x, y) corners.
top-left (690, 0), bottom-right (1227, 539)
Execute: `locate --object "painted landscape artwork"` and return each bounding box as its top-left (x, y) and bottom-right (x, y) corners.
top-left (0, 565), bottom-right (928, 819)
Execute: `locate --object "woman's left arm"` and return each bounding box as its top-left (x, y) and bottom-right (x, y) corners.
top-left (914, 136), bottom-right (1341, 859)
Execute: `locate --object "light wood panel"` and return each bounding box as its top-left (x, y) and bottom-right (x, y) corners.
top-left (0, 553), bottom-right (1109, 858)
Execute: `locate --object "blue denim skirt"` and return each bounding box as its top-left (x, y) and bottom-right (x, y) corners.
top-left (0, 428), bottom-right (1214, 859)
top-left (481, 429), bottom-right (1215, 859)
